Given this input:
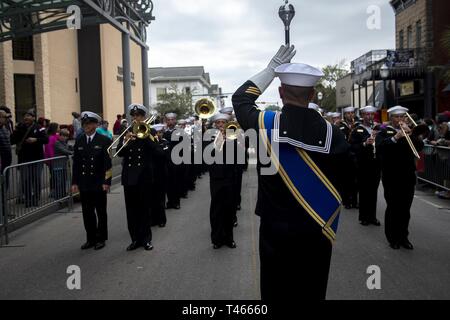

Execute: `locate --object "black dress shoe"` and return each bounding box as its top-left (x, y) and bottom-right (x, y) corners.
top-left (174, 205), bottom-right (180, 210)
top-left (389, 242), bottom-right (401, 250)
top-left (143, 242), bottom-right (153, 251)
top-left (81, 242), bottom-right (95, 250)
top-left (226, 241), bottom-right (237, 249)
top-left (94, 242), bottom-right (106, 250)
top-left (370, 219), bottom-right (381, 226)
top-left (236, 205), bottom-right (241, 211)
top-left (213, 244), bottom-right (222, 249)
top-left (159, 223), bottom-right (166, 228)
top-left (126, 242), bottom-right (140, 251)
top-left (360, 221), bottom-right (370, 226)
top-left (233, 221), bottom-right (238, 227)
top-left (344, 205), bottom-right (352, 209)
top-left (400, 239), bottom-right (414, 250)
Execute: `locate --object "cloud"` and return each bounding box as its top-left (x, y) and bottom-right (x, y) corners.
top-left (147, 0), bottom-right (395, 108)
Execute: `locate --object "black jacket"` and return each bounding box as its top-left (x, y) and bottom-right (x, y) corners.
top-left (232, 81), bottom-right (349, 233)
top-left (117, 136), bottom-right (163, 186)
top-left (11, 122), bottom-right (48, 163)
top-left (349, 125), bottom-right (379, 168)
top-left (375, 125), bottom-right (424, 185)
top-left (72, 133), bottom-right (112, 192)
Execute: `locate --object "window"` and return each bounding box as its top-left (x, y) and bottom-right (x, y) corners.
top-left (416, 20), bottom-right (422, 48)
top-left (12, 36), bottom-right (34, 61)
top-left (407, 26), bottom-right (413, 48)
top-left (156, 88), bottom-right (167, 100)
top-left (399, 30), bottom-right (404, 49)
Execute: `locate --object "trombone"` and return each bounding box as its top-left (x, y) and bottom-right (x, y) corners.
top-left (401, 113), bottom-right (420, 159)
top-left (108, 114), bottom-right (157, 158)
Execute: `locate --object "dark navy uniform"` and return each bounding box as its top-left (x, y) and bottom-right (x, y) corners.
top-left (150, 135), bottom-right (170, 227)
top-left (208, 133), bottom-right (237, 248)
top-left (376, 125), bottom-right (424, 247)
top-left (349, 125), bottom-right (381, 224)
top-left (118, 133), bottom-right (163, 246)
top-left (233, 81), bottom-right (349, 300)
top-left (72, 132), bottom-right (112, 245)
top-left (163, 128), bottom-right (182, 209)
top-left (339, 120), bottom-right (359, 209)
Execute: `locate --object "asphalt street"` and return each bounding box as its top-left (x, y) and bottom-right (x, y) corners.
top-left (0, 166), bottom-right (449, 300)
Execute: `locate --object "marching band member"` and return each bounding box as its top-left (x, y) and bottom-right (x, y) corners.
top-left (376, 106), bottom-right (424, 250)
top-left (72, 112), bottom-right (112, 251)
top-left (208, 113), bottom-right (237, 249)
top-left (150, 124), bottom-right (170, 228)
top-left (340, 106), bottom-right (359, 209)
top-left (163, 113), bottom-right (181, 209)
top-left (349, 106), bottom-right (381, 226)
top-left (117, 104), bottom-right (162, 251)
top-left (232, 45), bottom-right (349, 300)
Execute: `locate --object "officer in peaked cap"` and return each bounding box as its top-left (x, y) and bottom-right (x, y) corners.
top-left (376, 105), bottom-right (424, 250)
top-left (232, 45), bottom-right (349, 300)
top-left (349, 106), bottom-right (381, 226)
top-left (72, 111), bottom-right (112, 251)
top-left (163, 112), bottom-right (182, 209)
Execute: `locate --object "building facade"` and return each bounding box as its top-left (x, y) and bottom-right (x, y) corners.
top-left (149, 66), bottom-right (223, 112)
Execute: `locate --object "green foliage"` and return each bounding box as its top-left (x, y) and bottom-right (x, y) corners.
top-left (315, 60), bottom-right (349, 112)
top-left (155, 84), bottom-right (194, 117)
top-left (265, 104), bottom-right (281, 112)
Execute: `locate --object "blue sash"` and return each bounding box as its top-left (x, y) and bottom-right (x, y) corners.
top-left (259, 111), bottom-right (342, 243)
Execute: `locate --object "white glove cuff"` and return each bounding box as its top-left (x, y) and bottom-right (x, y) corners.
top-left (249, 68), bottom-right (275, 94)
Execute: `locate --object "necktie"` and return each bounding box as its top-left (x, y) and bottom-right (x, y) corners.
top-left (88, 137), bottom-right (92, 145)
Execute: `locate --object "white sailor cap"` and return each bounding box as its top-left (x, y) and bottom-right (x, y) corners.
top-left (81, 111), bottom-right (102, 123)
top-left (332, 112), bottom-right (341, 118)
top-left (178, 119), bottom-right (187, 125)
top-left (388, 105), bottom-right (409, 115)
top-left (152, 124), bottom-right (165, 132)
top-left (220, 107), bottom-right (234, 115)
top-left (308, 103), bottom-right (320, 111)
top-left (189, 116), bottom-right (196, 121)
top-left (318, 108), bottom-right (324, 114)
top-left (185, 118), bottom-right (193, 124)
top-left (275, 63), bottom-right (324, 87)
top-left (127, 103), bottom-right (148, 116)
top-left (343, 106), bottom-right (356, 113)
top-left (165, 112), bottom-right (177, 119)
top-left (360, 106), bottom-right (378, 114)
top-left (211, 113), bottom-right (231, 122)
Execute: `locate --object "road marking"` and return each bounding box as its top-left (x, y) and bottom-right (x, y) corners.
top-left (414, 195), bottom-right (443, 209)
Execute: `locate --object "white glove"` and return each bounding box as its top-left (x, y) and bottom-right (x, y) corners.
top-left (249, 45), bottom-right (296, 94)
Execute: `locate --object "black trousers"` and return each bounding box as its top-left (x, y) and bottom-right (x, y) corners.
top-left (151, 183), bottom-right (167, 226)
top-left (383, 179), bottom-right (415, 244)
top-left (209, 177), bottom-right (235, 246)
top-left (80, 190), bottom-right (108, 243)
top-left (124, 185), bottom-right (152, 244)
top-left (166, 163), bottom-right (180, 207)
top-left (358, 166), bottom-right (381, 222)
top-left (259, 219), bottom-right (332, 301)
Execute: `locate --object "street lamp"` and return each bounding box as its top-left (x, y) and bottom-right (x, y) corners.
top-left (279, 0), bottom-right (295, 46)
top-left (380, 63), bottom-right (389, 109)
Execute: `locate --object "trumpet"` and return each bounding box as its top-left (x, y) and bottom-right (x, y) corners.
top-left (213, 121), bottom-right (242, 152)
top-left (109, 114), bottom-right (157, 158)
top-left (195, 98), bottom-right (216, 119)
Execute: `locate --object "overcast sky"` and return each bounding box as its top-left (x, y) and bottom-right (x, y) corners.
top-left (147, 0), bottom-right (396, 107)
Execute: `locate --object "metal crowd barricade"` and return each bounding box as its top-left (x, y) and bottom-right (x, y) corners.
top-left (418, 145), bottom-right (450, 191)
top-left (1, 156), bottom-right (73, 244)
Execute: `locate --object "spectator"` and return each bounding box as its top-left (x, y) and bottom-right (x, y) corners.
top-left (0, 105), bottom-right (14, 134)
top-left (113, 114), bottom-right (122, 135)
top-left (120, 118), bottom-right (129, 134)
top-left (0, 110), bottom-right (12, 173)
top-left (72, 112), bottom-right (82, 139)
top-left (45, 122), bottom-right (60, 198)
top-left (53, 129), bottom-right (73, 199)
top-left (430, 114), bottom-right (450, 147)
top-left (96, 120), bottom-right (113, 140)
top-left (10, 109), bottom-right (49, 208)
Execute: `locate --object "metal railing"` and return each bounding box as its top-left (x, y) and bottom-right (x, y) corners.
top-left (1, 156), bottom-right (73, 245)
top-left (418, 145), bottom-right (450, 191)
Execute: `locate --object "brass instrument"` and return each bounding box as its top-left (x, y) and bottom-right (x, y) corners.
top-left (401, 113), bottom-right (420, 159)
top-left (195, 98), bottom-right (217, 119)
top-left (111, 115), bottom-right (157, 158)
top-left (213, 121), bottom-right (242, 152)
